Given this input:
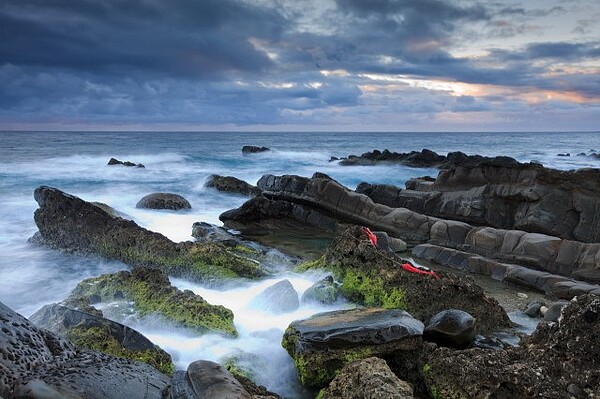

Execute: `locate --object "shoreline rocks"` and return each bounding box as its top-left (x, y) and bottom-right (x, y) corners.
top-left (136, 192), bottom-right (191, 210)
top-left (108, 157), bottom-right (145, 168)
top-left (204, 174), bottom-right (262, 197)
top-left (242, 145), bottom-right (271, 154)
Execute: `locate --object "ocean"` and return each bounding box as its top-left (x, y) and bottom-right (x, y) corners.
top-left (1, 130), bottom-right (599, 397)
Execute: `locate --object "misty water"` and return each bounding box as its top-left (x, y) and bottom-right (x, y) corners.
top-left (2, 131), bottom-right (600, 397)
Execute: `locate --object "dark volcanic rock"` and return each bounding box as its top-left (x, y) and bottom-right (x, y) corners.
top-left (250, 279), bottom-right (299, 314)
top-left (423, 309), bottom-right (476, 348)
top-left (282, 307), bottom-right (424, 388)
top-left (242, 145), bottom-right (271, 154)
top-left (204, 174), bottom-right (262, 197)
top-left (107, 157), bottom-right (145, 168)
top-left (424, 295), bottom-right (600, 398)
top-left (168, 360), bottom-right (252, 399)
top-left (0, 300), bottom-right (169, 399)
top-left (136, 192), bottom-right (191, 210)
top-left (29, 303), bottom-right (173, 374)
top-left (33, 186), bottom-right (264, 281)
top-left (322, 357), bottom-right (414, 399)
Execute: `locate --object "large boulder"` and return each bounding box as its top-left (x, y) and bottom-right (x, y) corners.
top-left (0, 301), bottom-right (169, 399)
top-left (424, 295), bottom-right (600, 398)
top-left (282, 307), bottom-right (424, 388)
top-left (33, 186), bottom-right (265, 281)
top-left (204, 175), bottom-right (261, 197)
top-left (423, 309), bottom-right (476, 349)
top-left (322, 357), bottom-right (414, 399)
top-left (168, 360), bottom-right (252, 399)
top-left (29, 303), bottom-right (174, 375)
top-left (67, 266), bottom-right (238, 336)
top-left (250, 279), bottom-right (299, 314)
top-left (136, 192), bottom-right (191, 210)
top-left (303, 226), bottom-right (511, 334)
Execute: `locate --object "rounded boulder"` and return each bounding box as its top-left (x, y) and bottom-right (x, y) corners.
top-left (136, 193), bottom-right (191, 210)
top-left (424, 309), bottom-right (476, 348)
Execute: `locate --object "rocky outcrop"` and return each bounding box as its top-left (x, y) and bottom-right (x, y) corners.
top-left (322, 357), bottom-right (414, 399)
top-left (302, 226), bottom-right (511, 334)
top-left (136, 192), bottom-right (191, 210)
top-left (301, 275), bottom-right (340, 305)
top-left (282, 307), bottom-right (424, 389)
top-left (242, 145), bottom-right (271, 154)
top-left (33, 186), bottom-right (265, 281)
top-left (423, 310), bottom-right (476, 349)
top-left (250, 279), bottom-right (299, 314)
top-left (67, 267), bottom-right (238, 336)
top-left (204, 175), bottom-right (261, 197)
top-left (0, 301), bottom-right (170, 399)
top-left (357, 161), bottom-right (600, 244)
top-left (424, 294), bottom-right (600, 398)
top-left (108, 157), bottom-right (145, 168)
top-left (335, 149), bottom-right (518, 169)
top-left (29, 303), bottom-right (174, 375)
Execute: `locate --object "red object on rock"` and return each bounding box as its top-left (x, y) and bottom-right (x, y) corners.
top-left (362, 227), bottom-right (378, 246)
top-left (401, 262), bottom-right (440, 279)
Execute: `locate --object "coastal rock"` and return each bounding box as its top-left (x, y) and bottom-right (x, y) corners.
top-left (424, 295), bottom-right (600, 398)
top-left (303, 226), bottom-right (511, 334)
top-left (282, 307), bottom-right (424, 389)
top-left (135, 192), bottom-right (191, 210)
top-left (542, 300), bottom-right (569, 323)
top-left (67, 266), bottom-right (238, 336)
top-left (0, 301), bottom-right (169, 399)
top-left (204, 174), bottom-right (262, 197)
top-left (192, 221), bottom-right (241, 246)
top-left (423, 310), bottom-right (476, 348)
top-left (524, 300), bottom-right (546, 318)
top-left (322, 357), bottom-right (414, 399)
top-left (301, 275), bottom-right (340, 305)
top-left (29, 303), bottom-right (174, 375)
top-left (168, 360), bottom-right (252, 399)
top-left (250, 279), bottom-right (299, 314)
top-left (33, 186), bottom-right (264, 281)
top-left (91, 201), bottom-right (132, 220)
top-left (242, 145), bottom-right (271, 154)
top-left (107, 157), bottom-right (145, 168)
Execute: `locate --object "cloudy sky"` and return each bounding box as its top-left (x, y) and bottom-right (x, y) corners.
top-left (1, 0), bottom-right (599, 131)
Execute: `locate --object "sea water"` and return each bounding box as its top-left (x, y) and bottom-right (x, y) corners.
top-left (1, 131), bottom-right (599, 396)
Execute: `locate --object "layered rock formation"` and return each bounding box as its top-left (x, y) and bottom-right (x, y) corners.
top-left (33, 186), bottom-right (265, 281)
top-left (204, 174), bottom-right (262, 197)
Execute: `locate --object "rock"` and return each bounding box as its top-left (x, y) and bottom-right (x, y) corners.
top-left (282, 307), bottom-right (424, 389)
top-left (242, 145), bottom-right (270, 154)
top-left (33, 186), bottom-right (264, 281)
top-left (168, 360), bottom-right (251, 398)
top-left (192, 222), bottom-right (241, 246)
top-left (29, 303), bottom-right (173, 375)
top-left (250, 279), bottom-right (299, 314)
top-left (423, 310), bottom-right (476, 348)
top-left (322, 357), bottom-right (414, 399)
top-left (543, 300), bottom-right (569, 323)
top-left (107, 157), bottom-right (145, 167)
top-left (204, 175), bottom-right (262, 197)
top-left (0, 300), bottom-right (169, 399)
top-left (302, 226), bottom-right (511, 334)
top-left (557, 153), bottom-right (570, 157)
top-left (91, 201), bottom-right (132, 220)
top-left (424, 295), bottom-right (600, 398)
top-left (473, 335), bottom-right (505, 350)
top-left (67, 266), bottom-right (238, 336)
top-left (301, 275), bottom-right (340, 305)
top-left (524, 301), bottom-right (546, 318)
top-left (136, 192), bottom-right (191, 210)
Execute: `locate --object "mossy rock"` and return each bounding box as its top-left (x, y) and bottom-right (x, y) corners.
top-left (68, 267), bottom-right (237, 336)
top-left (67, 325), bottom-right (175, 375)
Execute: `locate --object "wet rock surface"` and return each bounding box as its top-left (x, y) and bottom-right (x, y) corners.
top-left (242, 145), bottom-right (271, 154)
top-left (250, 279), bottom-right (299, 314)
top-left (322, 357), bottom-right (414, 399)
top-left (423, 309), bottom-right (476, 348)
top-left (204, 174), bottom-right (262, 197)
top-left (282, 307), bottom-right (424, 388)
top-left (301, 275), bottom-right (340, 305)
top-left (168, 360), bottom-right (252, 399)
top-left (107, 157), bottom-right (145, 168)
top-left (136, 192), bottom-right (191, 210)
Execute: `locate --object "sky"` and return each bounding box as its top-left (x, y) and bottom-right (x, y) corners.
top-left (1, 0), bottom-right (599, 132)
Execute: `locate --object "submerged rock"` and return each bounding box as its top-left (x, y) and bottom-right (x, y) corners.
top-left (322, 357), bottom-right (414, 399)
top-left (33, 186), bottom-right (265, 281)
top-left (282, 307), bottom-right (424, 389)
top-left (136, 192), bottom-right (191, 210)
top-left (424, 295), bottom-right (600, 398)
top-left (0, 300), bottom-right (169, 399)
top-left (250, 279), bottom-right (299, 314)
top-left (242, 145), bottom-right (271, 154)
top-left (29, 303), bottom-right (174, 375)
top-left (67, 266), bottom-right (238, 336)
top-left (423, 309), bottom-right (476, 349)
top-left (204, 174), bottom-right (262, 197)
top-left (107, 157), bottom-right (145, 168)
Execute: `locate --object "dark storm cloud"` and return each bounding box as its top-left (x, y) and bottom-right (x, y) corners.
top-left (0, 0), bottom-right (285, 78)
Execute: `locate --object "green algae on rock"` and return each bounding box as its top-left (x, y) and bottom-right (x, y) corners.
top-left (68, 267), bottom-right (237, 336)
